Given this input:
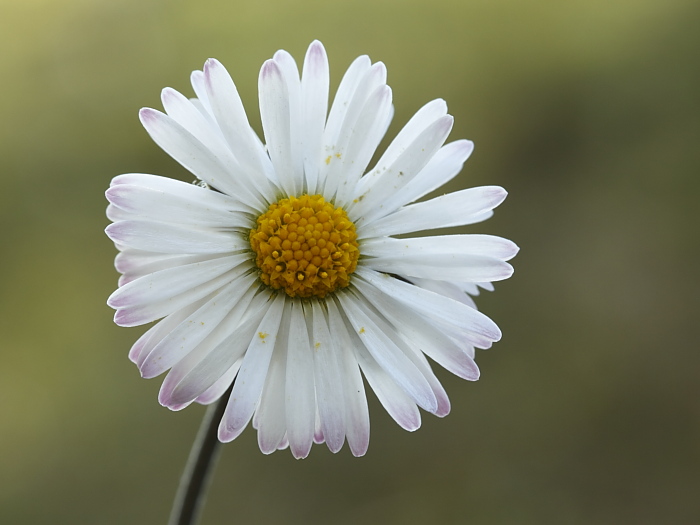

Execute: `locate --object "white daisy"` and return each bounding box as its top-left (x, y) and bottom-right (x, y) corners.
top-left (105, 40), bottom-right (518, 458)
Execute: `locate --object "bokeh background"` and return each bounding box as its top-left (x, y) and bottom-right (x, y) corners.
top-left (1, 0), bottom-right (698, 523)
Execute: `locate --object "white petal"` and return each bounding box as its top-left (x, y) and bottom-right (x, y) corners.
top-left (108, 254), bottom-right (250, 309)
top-left (380, 103), bottom-right (395, 145)
top-left (128, 327), bottom-right (155, 364)
top-left (360, 186), bottom-right (508, 237)
top-left (111, 173), bottom-right (254, 214)
top-left (115, 250), bottom-right (213, 277)
top-left (188, 98), bottom-right (216, 126)
top-left (194, 360), bottom-right (240, 405)
top-left (349, 115), bottom-right (454, 224)
top-left (219, 294), bottom-right (286, 442)
top-left (346, 290), bottom-right (447, 416)
top-left (127, 297), bottom-right (206, 365)
top-left (366, 262), bottom-right (513, 282)
top-left (465, 210), bottom-right (495, 225)
top-left (310, 300), bottom-right (346, 453)
top-left (337, 292), bottom-right (438, 413)
top-left (159, 313), bottom-right (243, 405)
top-left (479, 281), bottom-right (495, 292)
top-left (139, 275), bottom-right (256, 379)
top-left (300, 40), bottom-right (329, 195)
top-left (365, 254), bottom-right (513, 283)
top-left (389, 330), bottom-right (451, 418)
top-left (111, 173), bottom-right (202, 196)
top-left (362, 234), bottom-right (520, 261)
top-left (325, 299), bottom-right (369, 456)
top-left (189, 70), bottom-right (214, 116)
top-left (410, 278), bottom-right (478, 308)
top-left (361, 235), bottom-right (517, 282)
top-left (138, 108), bottom-right (263, 207)
top-left (388, 139), bottom-right (473, 210)
top-left (105, 220), bottom-right (246, 254)
top-left (345, 309), bottom-right (421, 432)
top-left (106, 203), bottom-right (129, 222)
top-left (259, 59), bottom-right (298, 196)
top-left (363, 98), bottom-right (447, 185)
top-left (285, 301), bottom-right (316, 459)
top-left (162, 320), bottom-right (257, 408)
top-left (160, 87), bottom-right (239, 170)
top-left (355, 267), bottom-right (501, 344)
top-left (256, 328), bottom-right (288, 454)
top-left (113, 266), bottom-right (252, 327)
top-left (106, 183), bottom-right (251, 229)
top-left (354, 279), bottom-right (479, 381)
top-left (203, 59), bottom-right (278, 196)
top-left (461, 282), bottom-right (481, 296)
top-left (313, 409), bottom-right (324, 444)
top-left (273, 50), bottom-right (304, 186)
top-left (163, 287), bottom-right (269, 406)
top-left (323, 55), bottom-right (371, 154)
top-left (321, 63), bottom-right (387, 199)
top-left (333, 85), bottom-right (393, 208)
top-left (114, 251), bottom-right (232, 290)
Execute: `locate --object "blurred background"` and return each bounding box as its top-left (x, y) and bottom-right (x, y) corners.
top-left (1, 0), bottom-right (698, 523)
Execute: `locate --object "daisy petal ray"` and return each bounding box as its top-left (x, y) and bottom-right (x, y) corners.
top-left (105, 40), bottom-right (517, 457)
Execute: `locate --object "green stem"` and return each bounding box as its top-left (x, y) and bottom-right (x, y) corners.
top-left (167, 385), bottom-right (232, 525)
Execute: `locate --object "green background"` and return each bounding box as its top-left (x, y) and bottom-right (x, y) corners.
top-left (1, 0), bottom-right (698, 523)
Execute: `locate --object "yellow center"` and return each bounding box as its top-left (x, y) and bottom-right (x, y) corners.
top-left (250, 194), bottom-right (360, 298)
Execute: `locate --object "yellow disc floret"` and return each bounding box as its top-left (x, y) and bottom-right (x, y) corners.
top-left (250, 194), bottom-right (360, 298)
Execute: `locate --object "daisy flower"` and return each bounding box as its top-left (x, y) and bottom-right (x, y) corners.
top-left (105, 40), bottom-right (518, 459)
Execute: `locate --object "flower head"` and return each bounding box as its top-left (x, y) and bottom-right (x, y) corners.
top-left (105, 41), bottom-right (518, 458)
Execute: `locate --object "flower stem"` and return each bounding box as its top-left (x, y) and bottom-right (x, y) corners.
top-left (167, 386), bottom-right (232, 525)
